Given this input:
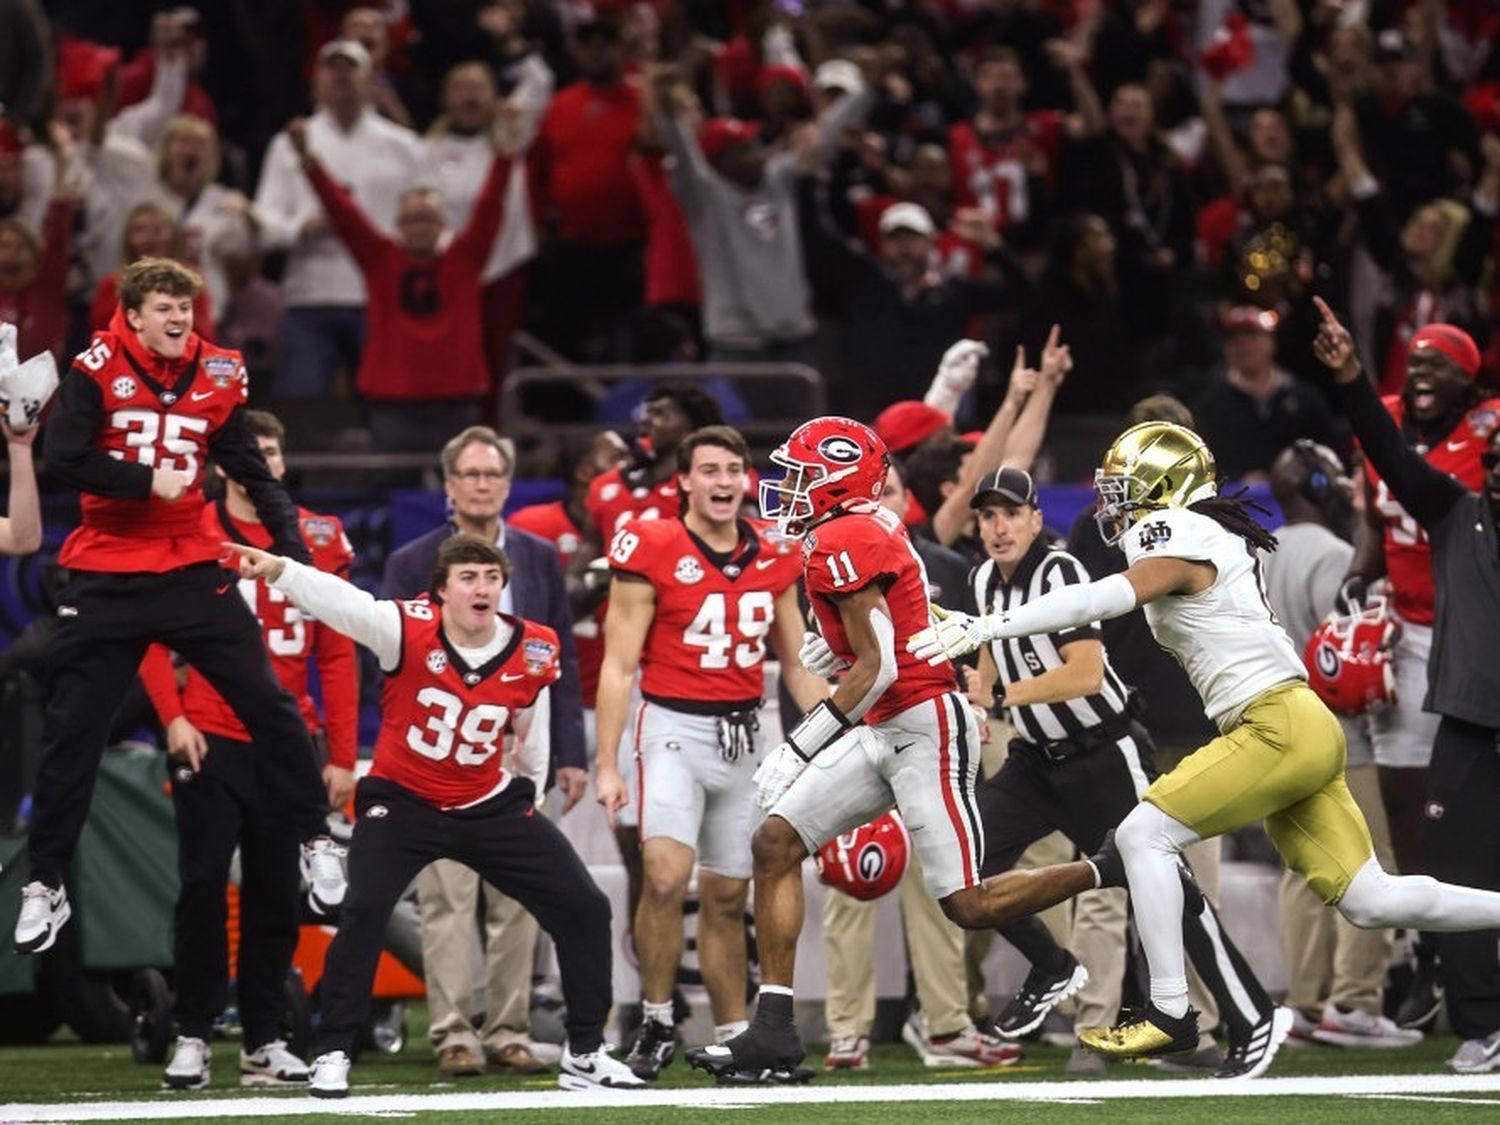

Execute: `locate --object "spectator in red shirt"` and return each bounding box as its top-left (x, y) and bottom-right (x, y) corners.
top-left (289, 117), bottom-right (512, 452)
top-left (0, 189), bottom-right (74, 363)
top-left (532, 19), bottom-right (645, 363)
top-left (91, 202), bottom-right (216, 342)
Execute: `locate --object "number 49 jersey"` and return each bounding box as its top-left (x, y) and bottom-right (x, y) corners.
top-left (372, 604), bottom-right (561, 809)
top-left (804, 506), bottom-right (955, 724)
top-left (609, 517), bottom-right (800, 710)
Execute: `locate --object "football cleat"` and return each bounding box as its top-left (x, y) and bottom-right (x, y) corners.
top-left (163, 1036), bottom-right (211, 1090)
top-left (623, 1018), bottom-right (677, 1080)
top-left (1078, 1004), bottom-right (1199, 1059)
top-left (308, 1050), bottom-right (350, 1098)
top-left (994, 955), bottom-right (1090, 1039)
top-left (713, 1064), bottom-right (816, 1085)
top-left (558, 1044), bottom-right (647, 1090)
top-left (686, 1019), bottom-right (806, 1080)
top-left (1396, 959), bottom-right (1444, 1030)
top-left (240, 1038), bottom-right (310, 1086)
top-left (14, 880), bottom-right (71, 954)
top-left (300, 836), bottom-right (347, 916)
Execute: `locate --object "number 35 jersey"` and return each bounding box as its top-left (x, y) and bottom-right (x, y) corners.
top-left (372, 602), bottom-right (561, 809)
top-left (609, 517), bottom-right (800, 711)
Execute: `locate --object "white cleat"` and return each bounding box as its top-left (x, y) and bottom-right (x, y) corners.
top-left (558, 1043), bottom-right (648, 1090)
top-left (240, 1038), bottom-right (310, 1086)
top-left (308, 1050), bottom-right (351, 1098)
top-left (14, 881), bottom-right (71, 954)
top-left (300, 837), bottom-right (347, 916)
top-left (163, 1036), bottom-right (211, 1090)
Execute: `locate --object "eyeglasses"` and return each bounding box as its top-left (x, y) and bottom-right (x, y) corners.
top-left (452, 469), bottom-right (509, 484)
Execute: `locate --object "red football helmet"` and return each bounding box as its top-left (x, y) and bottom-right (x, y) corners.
top-left (1303, 598), bottom-right (1399, 715)
top-left (760, 416), bottom-right (889, 537)
top-left (814, 812), bottom-right (910, 901)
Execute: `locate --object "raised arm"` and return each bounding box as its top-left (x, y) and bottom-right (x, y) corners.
top-left (209, 407), bottom-right (311, 563)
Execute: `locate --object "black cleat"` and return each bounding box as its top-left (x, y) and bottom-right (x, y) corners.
top-left (715, 1064), bottom-right (815, 1086)
top-left (1216, 1007), bottom-right (1293, 1080)
top-left (1089, 830), bottom-right (1125, 889)
top-left (624, 1018), bottom-right (677, 1081)
top-left (995, 954), bottom-right (1090, 1039)
top-left (685, 1020), bottom-right (806, 1079)
top-left (1396, 957), bottom-right (1444, 1031)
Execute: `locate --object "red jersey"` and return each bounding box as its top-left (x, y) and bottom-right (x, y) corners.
top-left (1365, 394), bottom-right (1500, 623)
top-left (139, 503), bottom-right (359, 767)
top-left (608, 517), bottom-right (800, 709)
top-left (507, 499), bottom-right (604, 707)
top-left (948, 113), bottom-right (1064, 231)
top-left (586, 463), bottom-right (759, 541)
top-left (803, 505), bottom-right (955, 724)
top-left (535, 81), bottom-right (645, 245)
top-left (57, 308), bottom-right (254, 572)
top-left (372, 605), bottom-right (560, 808)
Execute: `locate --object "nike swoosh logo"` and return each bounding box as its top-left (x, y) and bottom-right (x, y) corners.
top-left (893, 741), bottom-right (914, 754)
top-left (570, 1061), bottom-right (596, 1074)
top-left (190, 390), bottom-right (213, 402)
top-left (501, 672), bottom-right (525, 682)
top-left (1447, 441), bottom-right (1469, 452)
top-left (755, 558), bottom-right (778, 570)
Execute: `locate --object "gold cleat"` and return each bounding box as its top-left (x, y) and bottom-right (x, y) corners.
top-left (1078, 1005), bottom-right (1200, 1059)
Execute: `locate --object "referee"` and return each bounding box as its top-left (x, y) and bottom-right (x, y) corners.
top-left (965, 467), bottom-right (1283, 1079)
top-left (1315, 301), bottom-right (1500, 1072)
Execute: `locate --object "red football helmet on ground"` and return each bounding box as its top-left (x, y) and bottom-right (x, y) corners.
top-left (760, 416), bottom-right (889, 537)
top-left (1303, 598), bottom-right (1399, 715)
top-left (814, 812), bottom-right (910, 901)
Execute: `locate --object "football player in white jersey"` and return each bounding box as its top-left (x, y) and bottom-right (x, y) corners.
top-left (909, 420), bottom-right (1500, 1062)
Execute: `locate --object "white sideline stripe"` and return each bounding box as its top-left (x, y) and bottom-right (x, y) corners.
top-left (6, 1075), bottom-right (1500, 1120)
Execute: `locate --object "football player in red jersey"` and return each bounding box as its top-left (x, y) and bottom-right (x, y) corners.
top-left (14, 259), bottom-right (342, 958)
top-left (1346, 323), bottom-right (1500, 1029)
top-left (225, 534), bottom-right (645, 1097)
top-left (136, 409), bottom-right (357, 1090)
top-left (687, 417), bottom-right (1111, 1081)
top-left (593, 426), bottom-right (825, 1080)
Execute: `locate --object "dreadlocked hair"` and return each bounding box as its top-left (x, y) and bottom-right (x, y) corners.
top-left (1188, 488), bottom-right (1279, 553)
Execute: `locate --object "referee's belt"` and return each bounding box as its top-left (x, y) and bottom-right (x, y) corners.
top-left (1010, 714), bottom-right (1134, 763)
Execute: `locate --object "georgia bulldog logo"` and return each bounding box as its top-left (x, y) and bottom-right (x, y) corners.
top-left (426, 649), bottom-right (448, 675)
top-left (1314, 642), bottom-right (1341, 680)
top-left (817, 436), bottom-right (863, 464)
top-left (111, 375), bottom-right (138, 400)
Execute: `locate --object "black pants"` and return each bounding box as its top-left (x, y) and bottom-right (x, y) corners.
top-left (29, 563), bottom-right (328, 884)
top-left (977, 724), bottom-right (1272, 1040)
top-left (170, 732), bottom-right (302, 1047)
top-left (1426, 715), bottom-right (1500, 1040)
top-left (315, 776), bottom-right (612, 1056)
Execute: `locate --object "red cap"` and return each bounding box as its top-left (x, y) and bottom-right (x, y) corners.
top-left (1221, 306), bottom-right (1279, 333)
top-left (56, 37), bottom-right (121, 101)
top-left (0, 121), bottom-right (20, 157)
top-left (698, 117), bottom-right (761, 162)
top-left (874, 400), bottom-right (950, 455)
top-left (1409, 323), bottom-right (1481, 378)
top-left (757, 64), bottom-right (811, 99)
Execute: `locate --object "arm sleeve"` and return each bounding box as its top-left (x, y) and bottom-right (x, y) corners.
top-left (37, 198), bottom-right (75, 301)
top-left (250, 134), bottom-right (302, 250)
top-left (42, 369), bottom-right (154, 498)
top-left (304, 159), bottom-right (387, 271)
top-left (795, 174), bottom-right (868, 297)
top-left (109, 53), bottom-right (188, 148)
top-left (209, 407), bottom-right (312, 563)
top-left (993, 573), bottom-right (1137, 640)
top-left (311, 619), bottom-right (360, 769)
top-left (272, 560), bottom-right (404, 670)
top-left (812, 87), bottom-right (875, 167)
top-left (1039, 555), bottom-right (1100, 645)
top-left (1336, 376), bottom-right (1465, 529)
top-left (138, 644), bottom-right (186, 727)
top-left (659, 110), bottom-right (709, 217)
top-left (453, 153), bottom-right (511, 266)
top-left (509, 689), bottom-right (550, 793)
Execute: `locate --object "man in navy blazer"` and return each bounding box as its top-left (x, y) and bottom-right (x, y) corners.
top-left (380, 424), bottom-right (589, 1077)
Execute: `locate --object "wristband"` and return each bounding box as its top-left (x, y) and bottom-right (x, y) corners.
top-left (785, 699), bottom-right (852, 762)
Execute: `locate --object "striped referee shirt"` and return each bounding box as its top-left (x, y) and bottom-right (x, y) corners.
top-left (971, 538), bottom-right (1132, 744)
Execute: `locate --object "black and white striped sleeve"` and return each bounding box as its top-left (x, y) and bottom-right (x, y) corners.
top-left (1038, 553), bottom-right (1100, 647)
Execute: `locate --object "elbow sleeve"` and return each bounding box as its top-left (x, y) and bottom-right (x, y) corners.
top-left (847, 609), bottom-right (897, 722)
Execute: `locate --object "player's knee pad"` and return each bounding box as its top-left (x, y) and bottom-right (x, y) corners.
top-left (1337, 860), bottom-right (1440, 929)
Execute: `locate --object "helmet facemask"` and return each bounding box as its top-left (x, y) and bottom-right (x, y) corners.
top-left (760, 451), bottom-right (824, 538)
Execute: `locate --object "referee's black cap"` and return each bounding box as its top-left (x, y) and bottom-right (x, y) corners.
top-left (971, 466), bottom-right (1038, 509)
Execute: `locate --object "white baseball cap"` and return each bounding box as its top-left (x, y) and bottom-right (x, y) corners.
top-left (879, 202), bottom-right (936, 237)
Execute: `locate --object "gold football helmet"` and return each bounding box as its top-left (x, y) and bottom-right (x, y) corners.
top-left (1095, 422), bottom-right (1218, 544)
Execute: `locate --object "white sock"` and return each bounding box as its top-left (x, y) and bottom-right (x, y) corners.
top-left (1116, 802), bottom-right (1201, 1019)
top-left (642, 1000), bottom-right (674, 1027)
top-left (715, 1020), bottom-right (748, 1043)
top-left (1151, 975), bottom-right (1190, 1020)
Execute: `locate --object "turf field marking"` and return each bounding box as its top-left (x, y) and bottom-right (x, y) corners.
top-left (6, 1074), bottom-right (1500, 1120)
top-left (1352, 1094), bottom-right (1500, 1106)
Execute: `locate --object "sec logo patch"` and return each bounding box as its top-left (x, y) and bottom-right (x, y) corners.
top-left (675, 555), bottom-right (704, 584)
top-left (426, 649), bottom-right (448, 675)
top-left (111, 375), bottom-right (138, 400)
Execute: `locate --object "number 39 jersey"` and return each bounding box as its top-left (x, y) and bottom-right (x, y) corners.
top-left (372, 603), bottom-right (561, 809)
top-left (609, 517), bottom-right (800, 710)
top-left (804, 505), bottom-right (955, 725)
top-left (1364, 394), bottom-right (1500, 624)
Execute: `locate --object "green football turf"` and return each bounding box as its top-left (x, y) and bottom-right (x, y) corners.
top-left (1, 1007), bottom-right (1496, 1123)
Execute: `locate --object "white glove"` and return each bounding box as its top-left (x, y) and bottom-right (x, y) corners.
top-left (753, 743), bottom-right (807, 811)
top-left (797, 630), bottom-right (850, 678)
top-left (0, 335), bottom-right (59, 434)
top-left (925, 339), bottom-right (989, 409)
top-left (907, 605), bottom-right (1001, 664)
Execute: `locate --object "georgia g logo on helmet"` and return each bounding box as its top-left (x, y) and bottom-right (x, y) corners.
top-left (817, 435), bottom-right (864, 464)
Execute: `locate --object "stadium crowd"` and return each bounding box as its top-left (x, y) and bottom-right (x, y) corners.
top-left (3, 0), bottom-right (1500, 1099)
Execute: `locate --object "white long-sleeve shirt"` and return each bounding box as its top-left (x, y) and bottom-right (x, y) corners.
top-left (171, 182), bottom-right (254, 319)
top-left (271, 558), bottom-right (550, 789)
top-left (253, 108), bottom-right (423, 307)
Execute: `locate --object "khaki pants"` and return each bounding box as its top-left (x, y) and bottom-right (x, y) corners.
top-left (1280, 762), bottom-right (1396, 1015)
top-left (417, 858), bottom-right (537, 1054)
top-left (823, 850), bottom-right (970, 1039)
